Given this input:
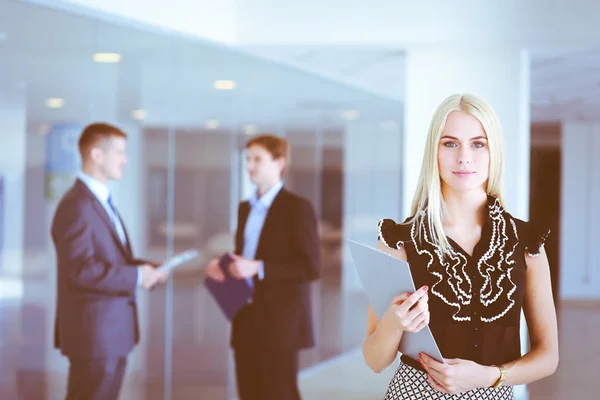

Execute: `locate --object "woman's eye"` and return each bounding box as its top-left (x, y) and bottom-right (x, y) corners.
top-left (472, 141), bottom-right (485, 149)
top-left (443, 142), bottom-right (457, 148)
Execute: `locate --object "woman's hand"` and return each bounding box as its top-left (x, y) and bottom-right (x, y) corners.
top-left (419, 353), bottom-right (501, 394)
top-left (380, 285), bottom-right (430, 334)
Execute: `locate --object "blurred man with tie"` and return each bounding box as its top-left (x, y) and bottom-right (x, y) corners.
top-left (51, 123), bottom-right (168, 400)
top-left (205, 134), bottom-right (321, 400)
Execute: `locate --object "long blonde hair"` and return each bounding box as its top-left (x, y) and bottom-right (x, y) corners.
top-left (408, 93), bottom-right (505, 253)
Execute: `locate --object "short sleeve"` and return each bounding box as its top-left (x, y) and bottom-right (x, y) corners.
top-left (377, 218), bottom-right (412, 250)
top-left (524, 221), bottom-right (551, 257)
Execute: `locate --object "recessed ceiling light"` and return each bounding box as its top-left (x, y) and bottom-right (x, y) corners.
top-left (214, 80), bottom-right (236, 90)
top-left (45, 98), bottom-right (65, 109)
top-left (93, 53), bottom-right (121, 63)
top-left (242, 125), bottom-right (258, 135)
top-left (205, 119), bottom-right (220, 129)
top-left (342, 109), bottom-right (360, 120)
top-left (132, 109), bottom-right (147, 120)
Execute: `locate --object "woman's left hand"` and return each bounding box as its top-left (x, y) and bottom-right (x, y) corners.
top-left (418, 353), bottom-right (500, 395)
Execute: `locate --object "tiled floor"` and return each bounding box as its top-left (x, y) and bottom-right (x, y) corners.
top-left (1, 264), bottom-right (598, 399)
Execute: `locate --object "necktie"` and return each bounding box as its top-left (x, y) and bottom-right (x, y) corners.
top-left (107, 195), bottom-right (126, 245)
top-left (107, 195), bottom-right (117, 215)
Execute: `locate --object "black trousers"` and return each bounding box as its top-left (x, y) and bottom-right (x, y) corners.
top-left (234, 345), bottom-right (301, 400)
top-left (66, 357), bottom-right (127, 400)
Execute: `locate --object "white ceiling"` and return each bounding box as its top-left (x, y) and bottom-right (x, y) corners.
top-left (242, 45), bottom-right (600, 123)
top-left (1, 0), bottom-right (598, 139)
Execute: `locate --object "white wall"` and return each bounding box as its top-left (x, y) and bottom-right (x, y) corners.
top-left (560, 122), bottom-right (600, 300)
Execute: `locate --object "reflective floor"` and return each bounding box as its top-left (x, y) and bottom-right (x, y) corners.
top-left (1, 253), bottom-right (598, 399)
top-left (0, 248), bottom-right (368, 399)
top-left (299, 301), bottom-right (600, 400)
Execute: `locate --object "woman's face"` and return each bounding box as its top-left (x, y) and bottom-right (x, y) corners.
top-left (437, 111), bottom-right (490, 194)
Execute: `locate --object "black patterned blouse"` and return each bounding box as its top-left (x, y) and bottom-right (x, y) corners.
top-left (377, 195), bottom-right (550, 367)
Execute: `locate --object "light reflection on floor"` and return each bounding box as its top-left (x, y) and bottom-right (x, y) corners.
top-left (1, 274), bottom-right (598, 399)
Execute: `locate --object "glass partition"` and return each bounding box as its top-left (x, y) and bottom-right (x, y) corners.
top-left (0, 0), bottom-right (404, 398)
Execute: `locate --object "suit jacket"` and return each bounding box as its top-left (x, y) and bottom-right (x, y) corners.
top-left (51, 179), bottom-right (144, 359)
top-left (230, 188), bottom-right (321, 351)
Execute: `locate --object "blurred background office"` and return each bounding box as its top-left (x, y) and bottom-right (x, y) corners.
top-left (0, 0), bottom-right (598, 399)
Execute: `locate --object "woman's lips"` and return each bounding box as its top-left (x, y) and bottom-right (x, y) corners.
top-left (453, 171), bottom-right (475, 176)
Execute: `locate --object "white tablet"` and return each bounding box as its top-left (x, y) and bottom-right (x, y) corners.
top-left (347, 239), bottom-right (445, 363)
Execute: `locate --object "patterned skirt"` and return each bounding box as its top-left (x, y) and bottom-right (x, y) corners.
top-left (384, 363), bottom-right (514, 400)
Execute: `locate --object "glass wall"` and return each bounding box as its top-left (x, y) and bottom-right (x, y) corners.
top-left (0, 0), bottom-right (403, 398)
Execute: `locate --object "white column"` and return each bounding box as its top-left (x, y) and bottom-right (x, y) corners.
top-left (402, 47), bottom-right (531, 400)
top-left (0, 81), bottom-right (26, 280)
top-left (402, 46), bottom-right (531, 219)
top-left (342, 119), bottom-right (403, 292)
top-left (560, 122), bottom-right (600, 300)
top-left (0, 82), bottom-right (27, 398)
top-left (0, 82), bottom-right (28, 394)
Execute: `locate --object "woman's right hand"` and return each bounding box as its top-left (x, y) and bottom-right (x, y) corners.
top-left (205, 257), bottom-right (226, 282)
top-left (381, 285), bottom-right (430, 333)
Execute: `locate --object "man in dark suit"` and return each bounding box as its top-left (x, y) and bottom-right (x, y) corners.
top-left (51, 123), bottom-right (168, 400)
top-left (205, 134), bottom-right (321, 400)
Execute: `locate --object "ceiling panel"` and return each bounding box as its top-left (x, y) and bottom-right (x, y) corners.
top-left (243, 45), bottom-right (600, 122)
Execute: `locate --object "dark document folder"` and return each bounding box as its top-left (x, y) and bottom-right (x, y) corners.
top-left (204, 253), bottom-right (254, 321)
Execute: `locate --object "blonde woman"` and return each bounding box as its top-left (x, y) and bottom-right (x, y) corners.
top-left (362, 93), bottom-right (558, 399)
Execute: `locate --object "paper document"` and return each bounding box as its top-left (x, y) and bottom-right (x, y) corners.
top-left (347, 240), bottom-right (445, 363)
top-left (156, 249), bottom-right (201, 272)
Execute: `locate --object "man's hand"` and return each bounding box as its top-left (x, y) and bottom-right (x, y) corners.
top-left (140, 264), bottom-right (168, 290)
top-left (228, 255), bottom-right (260, 280)
top-left (205, 257), bottom-right (226, 283)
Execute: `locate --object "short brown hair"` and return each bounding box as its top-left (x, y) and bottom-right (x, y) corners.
top-left (78, 122), bottom-right (127, 160)
top-left (245, 134), bottom-right (290, 174)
